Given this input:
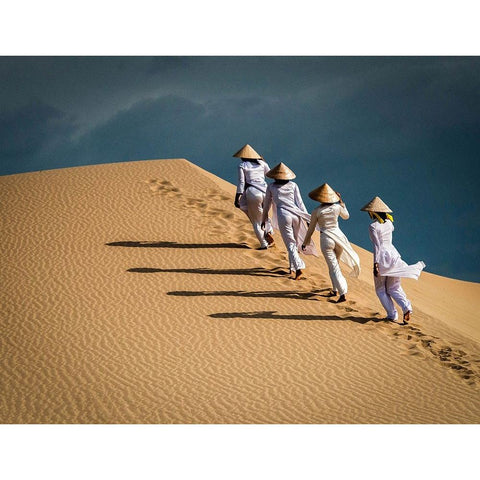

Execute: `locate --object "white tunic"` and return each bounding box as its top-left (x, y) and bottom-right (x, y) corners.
top-left (314, 203), bottom-right (350, 230)
top-left (236, 160), bottom-right (270, 195)
top-left (236, 159), bottom-right (272, 247)
top-left (309, 203), bottom-right (361, 278)
top-left (263, 182), bottom-right (318, 257)
top-left (369, 220), bottom-right (425, 279)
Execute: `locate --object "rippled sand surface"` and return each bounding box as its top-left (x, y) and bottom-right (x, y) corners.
top-left (1, 159), bottom-right (479, 423)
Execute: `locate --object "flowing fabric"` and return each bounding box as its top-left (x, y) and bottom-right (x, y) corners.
top-left (320, 227), bottom-right (360, 277)
top-left (271, 203), bottom-right (319, 257)
top-left (379, 260), bottom-right (426, 279)
top-left (369, 220), bottom-right (425, 279)
top-left (262, 181), bottom-right (319, 264)
top-left (304, 203), bottom-right (360, 277)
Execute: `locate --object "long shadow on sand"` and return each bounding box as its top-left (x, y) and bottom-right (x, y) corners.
top-left (107, 241), bottom-right (250, 249)
top-left (209, 310), bottom-right (383, 324)
top-left (127, 267), bottom-right (287, 278)
top-left (168, 290), bottom-right (322, 301)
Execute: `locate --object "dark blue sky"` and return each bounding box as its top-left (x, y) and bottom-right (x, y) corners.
top-left (1, 56), bottom-right (479, 282)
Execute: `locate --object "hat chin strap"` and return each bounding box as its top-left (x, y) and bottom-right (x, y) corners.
top-left (369, 212), bottom-right (393, 223)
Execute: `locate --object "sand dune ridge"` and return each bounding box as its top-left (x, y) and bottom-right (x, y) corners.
top-left (1, 158), bottom-right (479, 423)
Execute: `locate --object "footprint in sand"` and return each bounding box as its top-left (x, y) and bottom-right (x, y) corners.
top-left (206, 188), bottom-right (231, 202)
top-left (186, 196), bottom-right (235, 220)
top-left (389, 324), bottom-right (480, 387)
top-left (146, 179), bottom-right (182, 198)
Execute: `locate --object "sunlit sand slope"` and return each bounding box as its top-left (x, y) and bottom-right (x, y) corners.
top-left (1, 159), bottom-right (479, 423)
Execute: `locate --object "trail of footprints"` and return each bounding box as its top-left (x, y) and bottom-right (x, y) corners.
top-left (146, 179), bottom-right (234, 220)
top-left (146, 178), bottom-right (182, 197)
top-left (145, 177), bottom-right (480, 389)
top-left (145, 177), bottom-right (368, 317)
top-left (389, 323), bottom-right (480, 387)
top-left (146, 179), bottom-right (249, 249)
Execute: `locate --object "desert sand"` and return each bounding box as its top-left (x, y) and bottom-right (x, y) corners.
top-left (1, 158), bottom-right (479, 423)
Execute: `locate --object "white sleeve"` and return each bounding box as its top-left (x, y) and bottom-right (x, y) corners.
top-left (294, 183), bottom-right (307, 212)
top-left (236, 165), bottom-right (245, 194)
top-left (262, 186), bottom-right (273, 223)
top-left (369, 224), bottom-right (381, 263)
top-left (262, 160), bottom-right (270, 176)
top-left (303, 208), bottom-right (318, 245)
top-left (339, 203), bottom-right (350, 220)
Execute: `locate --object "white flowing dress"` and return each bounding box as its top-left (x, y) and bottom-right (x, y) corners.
top-left (262, 181), bottom-right (318, 271)
top-left (369, 219), bottom-right (425, 320)
top-left (236, 159), bottom-right (273, 248)
top-left (307, 203), bottom-right (360, 295)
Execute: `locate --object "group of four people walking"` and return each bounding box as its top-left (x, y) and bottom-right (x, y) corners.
top-left (233, 143), bottom-right (425, 325)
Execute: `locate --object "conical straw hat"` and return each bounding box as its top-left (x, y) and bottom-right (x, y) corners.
top-left (232, 144), bottom-right (262, 159)
top-left (308, 183), bottom-right (339, 203)
top-left (266, 162), bottom-right (296, 180)
top-left (360, 196), bottom-right (392, 213)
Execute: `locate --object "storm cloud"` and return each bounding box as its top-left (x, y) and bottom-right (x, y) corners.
top-left (1, 56), bottom-right (479, 280)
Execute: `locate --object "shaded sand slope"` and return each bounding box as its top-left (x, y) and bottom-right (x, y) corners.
top-left (1, 159), bottom-right (479, 423)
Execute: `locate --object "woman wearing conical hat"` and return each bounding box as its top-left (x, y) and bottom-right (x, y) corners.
top-left (302, 184), bottom-right (360, 303)
top-left (233, 144), bottom-right (274, 250)
top-left (260, 162), bottom-right (317, 280)
top-left (361, 196), bottom-right (425, 324)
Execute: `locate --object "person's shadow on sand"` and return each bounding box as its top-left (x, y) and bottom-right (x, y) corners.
top-left (106, 241), bottom-right (250, 249)
top-left (127, 267), bottom-right (288, 278)
top-left (209, 311), bottom-right (383, 324)
top-left (167, 290), bottom-right (321, 300)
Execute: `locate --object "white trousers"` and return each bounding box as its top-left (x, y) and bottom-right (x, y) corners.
top-left (278, 209), bottom-right (305, 271)
top-left (374, 275), bottom-right (412, 320)
top-left (243, 188), bottom-right (270, 248)
top-left (321, 234), bottom-right (348, 295)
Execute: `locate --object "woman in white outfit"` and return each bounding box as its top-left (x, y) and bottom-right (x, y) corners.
top-left (233, 144), bottom-right (274, 250)
top-left (302, 183), bottom-right (360, 303)
top-left (260, 162), bottom-right (316, 280)
top-left (361, 196), bottom-right (425, 324)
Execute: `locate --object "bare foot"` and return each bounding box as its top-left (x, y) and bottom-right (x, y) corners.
top-left (264, 232), bottom-right (275, 246)
top-left (294, 269), bottom-right (304, 280)
top-left (403, 310), bottom-right (411, 324)
top-left (336, 294), bottom-right (346, 303)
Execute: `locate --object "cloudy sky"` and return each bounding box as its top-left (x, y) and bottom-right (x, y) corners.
top-left (1, 56), bottom-right (479, 281)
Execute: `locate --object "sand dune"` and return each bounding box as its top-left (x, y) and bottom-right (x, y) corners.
top-left (1, 158), bottom-right (479, 423)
